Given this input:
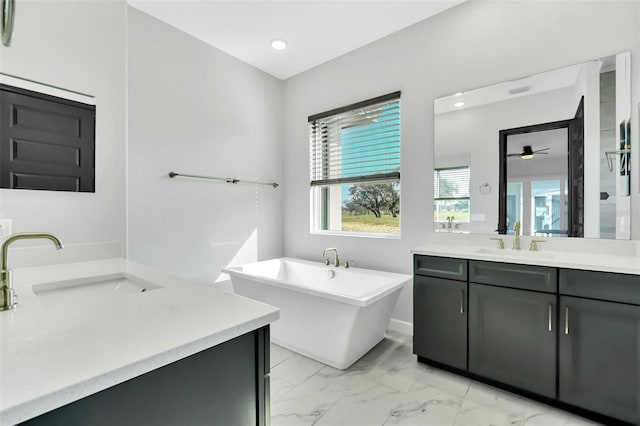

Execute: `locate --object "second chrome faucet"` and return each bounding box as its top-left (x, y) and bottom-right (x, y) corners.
top-left (489, 220), bottom-right (546, 252)
top-left (322, 248), bottom-right (354, 268)
top-left (322, 247), bottom-right (340, 267)
top-left (513, 221), bottom-right (521, 250)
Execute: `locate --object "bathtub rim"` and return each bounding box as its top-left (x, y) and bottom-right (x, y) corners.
top-left (222, 257), bottom-right (410, 308)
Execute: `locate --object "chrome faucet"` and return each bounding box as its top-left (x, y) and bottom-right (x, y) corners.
top-left (513, 221), bottom-right (521, 250)
top-left (490, 237), bottom-right (505, 249)
top-left (322, 247), bottom-right (340, 267)
top-left (446, 216), bottom-right (455, 229)
top-left (529, 239), bottom-right (546, 252)
top-left (1, 232), bottom-right (64, 311)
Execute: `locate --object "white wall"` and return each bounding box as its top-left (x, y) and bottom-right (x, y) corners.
top-left (282, 1), bottom-right (640, 324)
top-left (127, 7), bottom-right (284, 283)
top-left (0, 1), bottom-right (126, 249)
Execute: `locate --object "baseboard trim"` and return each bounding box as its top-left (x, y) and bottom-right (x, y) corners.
top-left (387, 318), bottom-right (412, 336)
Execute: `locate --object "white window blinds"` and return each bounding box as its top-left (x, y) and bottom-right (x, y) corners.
top-left (434, 167), bottom-right (470, 199)
top-left (309, 92), bottom-right (400, 187)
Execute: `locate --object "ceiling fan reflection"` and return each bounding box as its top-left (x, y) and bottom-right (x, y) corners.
top-left (507, 145), bottom-right (550, 160)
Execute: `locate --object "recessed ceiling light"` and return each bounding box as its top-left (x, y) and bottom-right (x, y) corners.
top-left (454, 101), bottom-right (465, 108)
top-left (271, 38), bottom-right (287, 50)
top-left (454, 92), bottom-right (464, 96)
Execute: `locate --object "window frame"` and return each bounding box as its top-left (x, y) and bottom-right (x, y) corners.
top-left (433, 166), bottom-right (471, 229)
top-left (309, 92), bottom-right (401, 238)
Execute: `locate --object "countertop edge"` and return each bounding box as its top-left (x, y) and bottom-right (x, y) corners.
top-left (410, 247), bottom-right (640, 276)
top-left (2, 311), bottom-right (278, 425)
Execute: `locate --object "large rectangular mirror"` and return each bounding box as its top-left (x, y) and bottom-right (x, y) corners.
top-left (434, 52), bottom-right (632, 239)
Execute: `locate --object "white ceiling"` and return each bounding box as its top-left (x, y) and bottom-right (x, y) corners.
top-left (128, 1), bottom-right (466, 80)
top-left (434, 64), bottom-right (583, 115)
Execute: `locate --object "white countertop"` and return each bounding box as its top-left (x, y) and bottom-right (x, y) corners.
top-left (0, 258), bottom-right (280, 425)
top-left (412, 238), bottom-right (640, 275)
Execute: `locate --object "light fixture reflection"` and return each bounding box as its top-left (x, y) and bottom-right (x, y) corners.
top-left (520, 146), bottom-right (535, 159)
top-left (271, 38), bottom-right (287, 50)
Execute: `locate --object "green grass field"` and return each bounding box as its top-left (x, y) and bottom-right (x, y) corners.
top-left (342, 214), bottom-right (400, 234)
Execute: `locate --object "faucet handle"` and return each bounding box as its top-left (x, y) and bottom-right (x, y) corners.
top-left (489, 237), bottom-right (504, 249)
top-left (344, 260), bottom-right (354, 268)
top-left (529, 240), bottom-right (545, 252)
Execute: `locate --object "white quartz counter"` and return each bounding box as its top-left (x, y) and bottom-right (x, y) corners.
top-left (0, 258), bottom-right (280, 425)
top-left (412, 237), bottom-right (640, 275)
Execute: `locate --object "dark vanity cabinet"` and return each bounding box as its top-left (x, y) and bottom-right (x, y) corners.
top-left (413, 256), bottom-right (467, 370)
top-left (414, 254), bottom-right (640, 425)
top-left (558, 270), bottom-right (640, 424)
top-left (21, 327), bottom-right (271, 426)
top-left (468, 261), bottom-right (557, 398)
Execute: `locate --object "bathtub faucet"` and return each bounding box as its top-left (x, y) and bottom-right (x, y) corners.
top-left (322, 247), bottom-right (340, 267)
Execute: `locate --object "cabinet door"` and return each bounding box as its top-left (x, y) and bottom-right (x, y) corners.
top-left (469, 283), bottom-right (556, 398)
top-left (414, 275), bottom-right (467, 370)
top-left (559, 296), bottom-right (640, 424)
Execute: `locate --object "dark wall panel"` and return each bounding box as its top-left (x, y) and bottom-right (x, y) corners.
top-left (0, 84), bottom-right (95, 192)
top-left (11, 172), bottom-right (79, 191)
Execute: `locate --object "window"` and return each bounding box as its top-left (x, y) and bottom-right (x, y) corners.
top-left (309, 92), bottom-right (400, 236)
top-left (433, 166), bottom-right (470, 232)
top-left (507, 178), bottom-right (568, 237)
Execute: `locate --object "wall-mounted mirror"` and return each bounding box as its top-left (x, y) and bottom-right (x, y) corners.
top-left (434, 52), bottom-right (632, 239)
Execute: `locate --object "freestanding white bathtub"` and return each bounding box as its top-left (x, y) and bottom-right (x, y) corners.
top-left (222, 257), bottom-right (411, 369)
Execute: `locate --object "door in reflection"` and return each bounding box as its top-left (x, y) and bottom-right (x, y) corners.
top-left (506, 179), bottom-right (568, 237)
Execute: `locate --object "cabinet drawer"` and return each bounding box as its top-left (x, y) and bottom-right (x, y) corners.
top-left (560, 269), bottom-right (640, 305)
top-left (469, 260), bottom-right (556, 293)
top-left (414, 255), bottom-right (467, 281)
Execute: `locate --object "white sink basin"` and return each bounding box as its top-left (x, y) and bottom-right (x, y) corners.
top-left (475, 248), bottom-right (555, 259)
top-left (32, 272), bottom-right (162, 302)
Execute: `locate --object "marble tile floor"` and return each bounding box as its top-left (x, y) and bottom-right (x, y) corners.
top-left (269, 331), bottom-right (601, 426)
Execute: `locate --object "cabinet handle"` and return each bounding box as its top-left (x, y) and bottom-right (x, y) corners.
top-left (460, 289), bottom-right (465, 314)
top-left (1, 0), bottom-right (15, 47)
top-left (564, 306), bottom-right (569, 335)
top-left (548, 304), bottom-right (552, 332)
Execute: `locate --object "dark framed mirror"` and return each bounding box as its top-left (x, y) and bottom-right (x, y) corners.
top-left (498, 98), bottom-right (584, 237)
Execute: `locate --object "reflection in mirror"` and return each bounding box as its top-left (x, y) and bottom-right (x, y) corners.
top-left (434, 162), bottom-right (470, 233)
top-left (502, 126), bottom-right (572, 237)
top-left (434, 52), bottom-right (632, 239)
